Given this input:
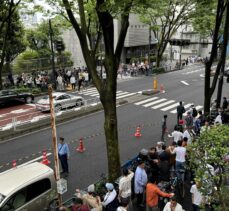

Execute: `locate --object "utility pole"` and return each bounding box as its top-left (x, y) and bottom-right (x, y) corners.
top-left (49, 19), bottom-right (56, 89)
top-left (48, 85), bottom-right (62, 206)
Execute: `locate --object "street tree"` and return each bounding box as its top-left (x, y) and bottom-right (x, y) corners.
top-left (188, 125), bottom-right (229, 210)
top-left (44, 0), bottom-right (146, 181)
top-left (197, 0), bottom-right (229, 113)
top-left (0, 0), bottom-right (25, 89)
top-left (137, 0), bottom-right (196, 67)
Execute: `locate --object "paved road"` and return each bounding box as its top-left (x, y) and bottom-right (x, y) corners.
top-left (0, 63), bottom-right (228, 210)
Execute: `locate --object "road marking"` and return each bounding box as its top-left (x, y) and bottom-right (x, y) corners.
top-left (161, 102), bottom-right (179, 111)
top-left (135, 97), bottom-right (159, 105)
top-left (180, 81), bottom-right (189, 86)
top-left (116, 93), bottom-right (136, 99)
top-left (151, 100), bottom-right (175, 109)
top-left (200, 74), bottom-right (204, 77)
top-left (143, 98), bottom-right (167, 107)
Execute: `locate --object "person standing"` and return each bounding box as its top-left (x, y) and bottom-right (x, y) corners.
top-left (161, 115), bottom-right (168, 142)
top-left (134, 160), bottom-right (148, 207)
top-left (58, 137), bottom-right (70, 176)
top-left (222, 97), bottom-right (228, 111)
top-left (118, 168), bottom-right (134, 210)
top-left (70, 75), bottom-right (76, 90)
top-left (57, 75), bottom-right (64, 91)
top-left (146, 177), bottom-right (173, 211)
top-left (190, 181), bottom-right (204, 211)
top-left (169, 140), bottom-right (186, 181)
top-left (185, 112), bottom-right (194, 128)
top-left (176, 102), bottom-right (185, 124)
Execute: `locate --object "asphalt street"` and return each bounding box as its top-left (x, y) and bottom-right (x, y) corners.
top-left (0, 63), bottom-right (228, 209)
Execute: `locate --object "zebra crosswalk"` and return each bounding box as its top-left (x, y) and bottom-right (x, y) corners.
top-left (74, 88), bottom-right (137, 99)
top-left (134, 97), bottom-right (203, 116)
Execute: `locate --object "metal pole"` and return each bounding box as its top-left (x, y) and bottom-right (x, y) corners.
top-left (48, 85), bottom-right (62, 206)
top-left (148, 23), bottom-right (151, 68)
top-left (49, 19), bottom-right (56, 88)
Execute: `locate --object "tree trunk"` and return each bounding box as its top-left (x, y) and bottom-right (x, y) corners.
top-left (204, 0), bottom-right (226, 113)
top-left (103, 97), bottom-right (121, 181)
top-left (216, 3), bottom-right (229, 108)
top-left (204, 63), bottom-right (212, 115)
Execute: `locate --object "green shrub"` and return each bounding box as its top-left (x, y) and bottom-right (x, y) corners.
top-left (151, 67), bottom-right (165, 74)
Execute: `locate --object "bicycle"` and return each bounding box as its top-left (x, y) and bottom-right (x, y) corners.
top-left (170, 168), bottom-right (185, 199)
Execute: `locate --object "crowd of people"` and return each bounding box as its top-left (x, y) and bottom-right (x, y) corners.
top-left (57, 98), bottom-right (228, 211)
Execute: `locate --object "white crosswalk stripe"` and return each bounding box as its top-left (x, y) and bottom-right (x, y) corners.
top-left (151, 100), bottom-right (175, 109)
top-left (134, 97), bottom-right (159, 105)
top-left (117, 93), bottom-right (136, 99)
top-left (76, 88), bottom-right (138, 99)
top-left (134, 97), bottom-right (203, 115)
top-left (143, 98), bottom-right (167, 107)
top-left (161, 102), bottom-right (179, 111)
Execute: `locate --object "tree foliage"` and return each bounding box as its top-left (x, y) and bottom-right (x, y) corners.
top-left (42, 0), bottom-right (148, 181)
top-left (0, 0), bottom-right (26, 89)
top-left (191, 0), bottom-right (217, 37)
top-left (188, 125), bottom-right (229, 210)
top-left (136, 0), bottom-right (196, 67)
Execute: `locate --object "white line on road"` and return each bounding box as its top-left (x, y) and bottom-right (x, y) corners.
top-left (134, 97), bottom-right (159, 105)
top-left (151, 100), bottom-right (175, 109)
top-left (143, 98), bottom-right (167, 107)
top-left (180, 81), bottom-right (189, 86)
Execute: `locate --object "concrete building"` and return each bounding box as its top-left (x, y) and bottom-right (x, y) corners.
top-left (169, 25), bottom-right (212, 62)
top-left (62, 14), bottom-right (157, 67)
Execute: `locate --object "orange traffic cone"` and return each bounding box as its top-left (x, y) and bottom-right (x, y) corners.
top-left (135, 126), bottom-right (142, 137)
top-left (77, 138), bottom-right (86, 152)
top-left (40, 150), bottom-right (50, 165)
top-left (160, 84), bottom-right (165, 93)
top-left (12, 160), bottom-right (17, 168)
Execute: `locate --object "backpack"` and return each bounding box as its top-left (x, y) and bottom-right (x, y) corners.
top-left (192, 108), bottom-right (197, 117)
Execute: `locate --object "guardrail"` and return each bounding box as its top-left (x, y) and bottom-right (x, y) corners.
top-left (0, 98), bottom-right (101, 131)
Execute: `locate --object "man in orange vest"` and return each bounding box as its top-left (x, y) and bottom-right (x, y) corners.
top-left (146, 177), bottom-right (174, 211)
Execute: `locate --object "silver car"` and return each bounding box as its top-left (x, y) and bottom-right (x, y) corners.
top-left (36, 92), bottom-right (84, 112)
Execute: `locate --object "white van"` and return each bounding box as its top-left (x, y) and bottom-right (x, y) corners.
top-left (0, 162), bottom-right (57, 211)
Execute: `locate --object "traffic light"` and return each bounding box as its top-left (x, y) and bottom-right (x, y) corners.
top-left (181, 39), bottom-right (190, 46)
top-left (169, 39), bottom-right (190, 46)
top-left (55, 40), bottom-right (65, 52)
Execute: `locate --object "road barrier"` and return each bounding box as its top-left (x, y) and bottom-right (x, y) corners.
top-left (0, 98), bottom-right (101, 131)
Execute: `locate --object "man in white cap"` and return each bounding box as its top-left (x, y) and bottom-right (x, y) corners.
top-left (100, 183), bottom-right (119, 211)
top-left (76, 184), bottom-right (102, 211)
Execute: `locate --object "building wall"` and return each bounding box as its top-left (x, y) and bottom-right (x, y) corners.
top-left (169, 25), bottom-right (212, 61)
top-left (62, 28), bottom-right (86, 67)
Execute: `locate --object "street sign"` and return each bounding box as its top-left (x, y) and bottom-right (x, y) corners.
top-left (57, 178), bottom-right (67, 194)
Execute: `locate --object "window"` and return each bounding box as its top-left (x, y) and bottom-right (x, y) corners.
top-left (1, 179), bottom-right (51, 210)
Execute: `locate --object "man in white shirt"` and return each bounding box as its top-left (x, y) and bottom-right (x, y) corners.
top-left (163, 196), bottom-right (184, 211)
top-left (101, 183), bottom-right (118, 210)
top-left (119, 168), bottom-right (134, 200)
top-left (190, 181), bottom-right (204, 211)
top-left (183, 126), bottom-right (195, 145)
top-left (170, 140), bottom-right (186, 181)
top-left (169, 126), bottom-right (183, 143)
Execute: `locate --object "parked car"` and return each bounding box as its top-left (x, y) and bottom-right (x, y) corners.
top-left (0, 89), bottom-right (34, 105)
top-left (0, 162), bottom-right (57, 211)
top-left (36, 92), bottom-right (84, 112)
